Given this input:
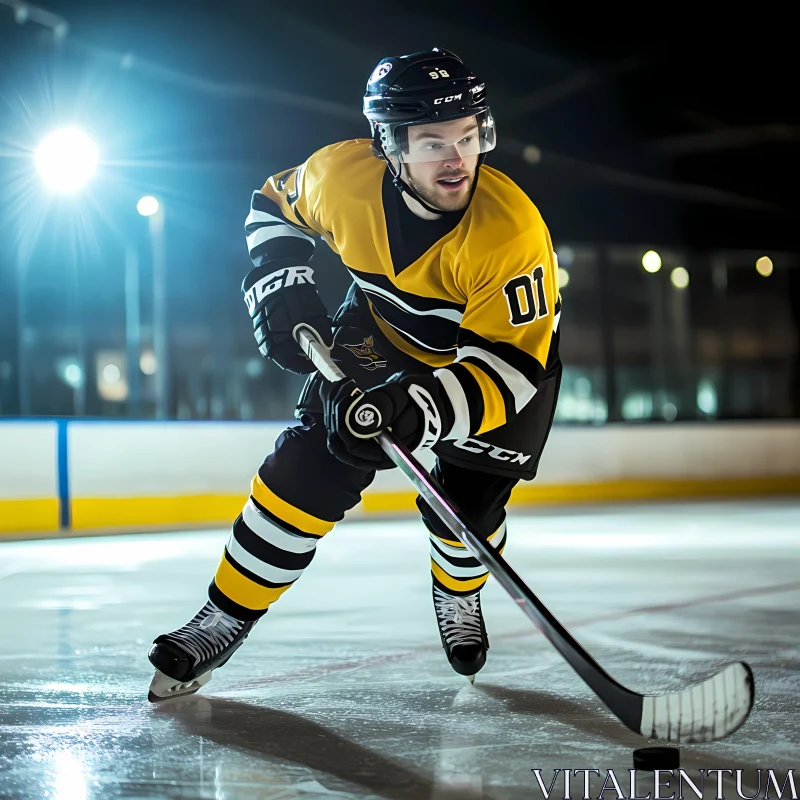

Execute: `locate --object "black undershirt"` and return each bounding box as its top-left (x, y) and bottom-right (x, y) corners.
top-left (381, 170), bottom-right (465, 276)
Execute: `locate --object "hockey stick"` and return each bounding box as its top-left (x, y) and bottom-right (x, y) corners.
top-left (296, 326), bottom-right (754, 744)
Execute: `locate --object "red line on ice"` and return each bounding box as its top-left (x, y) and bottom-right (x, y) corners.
top-left (223, 579), bottom-right (800, 693)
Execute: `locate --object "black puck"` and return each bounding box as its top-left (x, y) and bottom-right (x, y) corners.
top-left (633, 747), bottom-right (680, 770)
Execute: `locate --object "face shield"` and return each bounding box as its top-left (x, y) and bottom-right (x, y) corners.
top-left (377, 109), bottom-right (496, 165)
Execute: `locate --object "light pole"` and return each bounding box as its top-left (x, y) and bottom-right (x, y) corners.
top-left (124, 243), bottom-right (141, 417)
top-left (24, 127), bottom-right (98, 415)
top-left (137, 195), bottom-right (168, 419)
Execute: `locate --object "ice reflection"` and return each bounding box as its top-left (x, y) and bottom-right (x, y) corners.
top-left (51, 751), bottom-right (87, 800)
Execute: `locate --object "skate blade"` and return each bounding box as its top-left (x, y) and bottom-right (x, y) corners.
top-left (148, 668), bottom-right (212, 703)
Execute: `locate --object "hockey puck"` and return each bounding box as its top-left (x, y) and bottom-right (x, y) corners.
top-left (633, 747), bottom-right (680, 770)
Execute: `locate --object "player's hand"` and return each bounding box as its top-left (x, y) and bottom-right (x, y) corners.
top-left (242, 263), bottom-right (332, 374)
top-left (320, 372), bottom-right (452, 470)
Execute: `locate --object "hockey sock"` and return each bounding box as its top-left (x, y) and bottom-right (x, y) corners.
top-left (429, 522), bottom-right (507, 595)
top-left (209, 473), bottom-right (336, 621)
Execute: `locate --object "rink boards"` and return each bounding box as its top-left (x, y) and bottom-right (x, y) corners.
top-left (1, 419), bottom-right (800, 535)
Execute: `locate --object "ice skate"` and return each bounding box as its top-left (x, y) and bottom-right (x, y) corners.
top-left (433, 585), bottom-right (489, 683)
top-left (147, 600), bottom-right (257, 702)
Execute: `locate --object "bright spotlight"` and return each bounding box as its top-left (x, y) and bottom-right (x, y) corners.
top-left (139, 351), bottom-right (157, 375)
top-left (35, 128), bottom-right (98, 194)
top-left (756, 256), bottom-right (773, 277)
top-left (64, 364), bottom-right (82, 387)
top-left (137, 196), bottom-right (160, 217)
top-left (671, 266), bottom-right (690, 289)
top-left (558, 267), bottom-right (570, 289)
top-left (57, 358), bottom-right (84, 388)
top-left (642, 250), bottom-right (662, 273)
top-left (102, 364), bottom-right (121, 384)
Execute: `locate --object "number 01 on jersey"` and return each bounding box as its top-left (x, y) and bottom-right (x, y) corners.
top-left (503, 266), bottom-right (549, 326)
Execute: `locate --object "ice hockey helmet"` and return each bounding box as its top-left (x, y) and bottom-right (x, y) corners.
top-left (363, 48), bottom-right (496, 212)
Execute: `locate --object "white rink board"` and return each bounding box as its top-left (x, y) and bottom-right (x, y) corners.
top-left (536, 422), bottom-right (800, 482)
top-left (0, 422), bottom-right (58, 499)
top-left (64, 420), bottom-right (800, 498)
top-left (68, 422), bottom-right (281, 497)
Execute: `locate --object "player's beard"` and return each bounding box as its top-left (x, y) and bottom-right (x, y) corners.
top-left (405, 167), bottom-right (475, 213)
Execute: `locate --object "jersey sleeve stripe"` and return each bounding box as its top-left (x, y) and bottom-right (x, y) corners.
top-left (249, 237), bottom-right (314, 269)
top-left (249, 192), bottom-right (315, 235)
top-left (247, 223), bottom-right (314, 252)
top-left (457, 345), bottom-right (537, 413)
top-left (247, 193), bottom-right (316, 267)
top-left (457, 328), bottom-right (547, 389)
top-left (459, 361), bottom-right (507, 434)
top-left (445, 362), bottom-right (485, 437)
top-left (458, 354), bottom-right (517, 424)
top-left (245, 210), bottom-right (314, 240)
top-left (434, 366), bottom-right (470, 441)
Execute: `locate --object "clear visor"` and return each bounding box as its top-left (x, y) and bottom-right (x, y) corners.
top-left (388, 109), bottom-right (496, 164)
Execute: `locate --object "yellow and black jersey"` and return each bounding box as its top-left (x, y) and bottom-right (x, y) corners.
top-left (245, 139), bottom-right (561, 439)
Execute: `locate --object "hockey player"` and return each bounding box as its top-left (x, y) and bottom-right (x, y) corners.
top-left (148, 48), bottom-right (562, 701)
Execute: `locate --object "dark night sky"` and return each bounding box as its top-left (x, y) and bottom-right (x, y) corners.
top-left (1, 0), bottom-right (796, 251)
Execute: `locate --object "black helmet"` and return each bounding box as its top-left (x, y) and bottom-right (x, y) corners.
top-left (364, 48), bottom-right (489, 125)
top-left (363, 48), bottom-right (496, 213)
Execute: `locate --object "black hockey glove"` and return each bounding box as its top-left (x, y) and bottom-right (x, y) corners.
top-left (320, 371), bottom-right (454, 471)
top-left (242, 261), bottom-right (332, 374)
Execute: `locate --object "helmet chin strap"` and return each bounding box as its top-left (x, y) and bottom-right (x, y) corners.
top-left (386, 157), bottom-right (449, 216)
top-left (379, 139), bottom-right (484, 217)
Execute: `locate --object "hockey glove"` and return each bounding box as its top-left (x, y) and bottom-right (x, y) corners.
top-left (242, 261), bottom-right (332, 374)
top-left (320, 371), bottom-right (454, 471)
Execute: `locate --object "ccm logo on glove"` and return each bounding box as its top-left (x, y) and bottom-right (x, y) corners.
top-left (244, 266), bottom-right (315, 315)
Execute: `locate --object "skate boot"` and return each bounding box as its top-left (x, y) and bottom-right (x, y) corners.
top-left (432, 585), bottom-right (489, 684)
top-left (147, 600), bottom-right (257, 702)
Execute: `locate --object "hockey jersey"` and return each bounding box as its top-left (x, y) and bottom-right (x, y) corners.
top-left (246, 139), bottom-right (561, 439)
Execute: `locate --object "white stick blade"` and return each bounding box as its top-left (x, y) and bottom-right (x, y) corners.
top-left (639, 661), bottom-right (754, 743)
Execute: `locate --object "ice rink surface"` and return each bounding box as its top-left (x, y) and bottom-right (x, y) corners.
top-left (1, 500), bottom-right (798, 799)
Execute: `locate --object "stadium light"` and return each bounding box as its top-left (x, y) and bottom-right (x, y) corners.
top-left (102, 364), bottom-right (121, 384)
top-left (671, 266), bottom-right (690, 289)
top-left (139, 351), bottom-right (157, 375)
top-left (35, 127), bottom-right (98, 194)
top-left (558, 267), bottom-right (570, 288)
top-left (642, 250), bottom-right (662, 273)
top-left (137, 196), bottom-right (160, 217)
top-left (756, 256), bottom-right (773, 277)
top-left (64, 363), bottom-right (82, 387)
top-left (57, 358), bottom-right (83, 389)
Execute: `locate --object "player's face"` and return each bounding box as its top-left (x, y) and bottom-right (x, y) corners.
top-left (402, 118), bottom-right (480, 212)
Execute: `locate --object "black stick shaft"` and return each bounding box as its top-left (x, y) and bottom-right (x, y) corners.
top-left (296, 328), bottom-right (643, 733)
